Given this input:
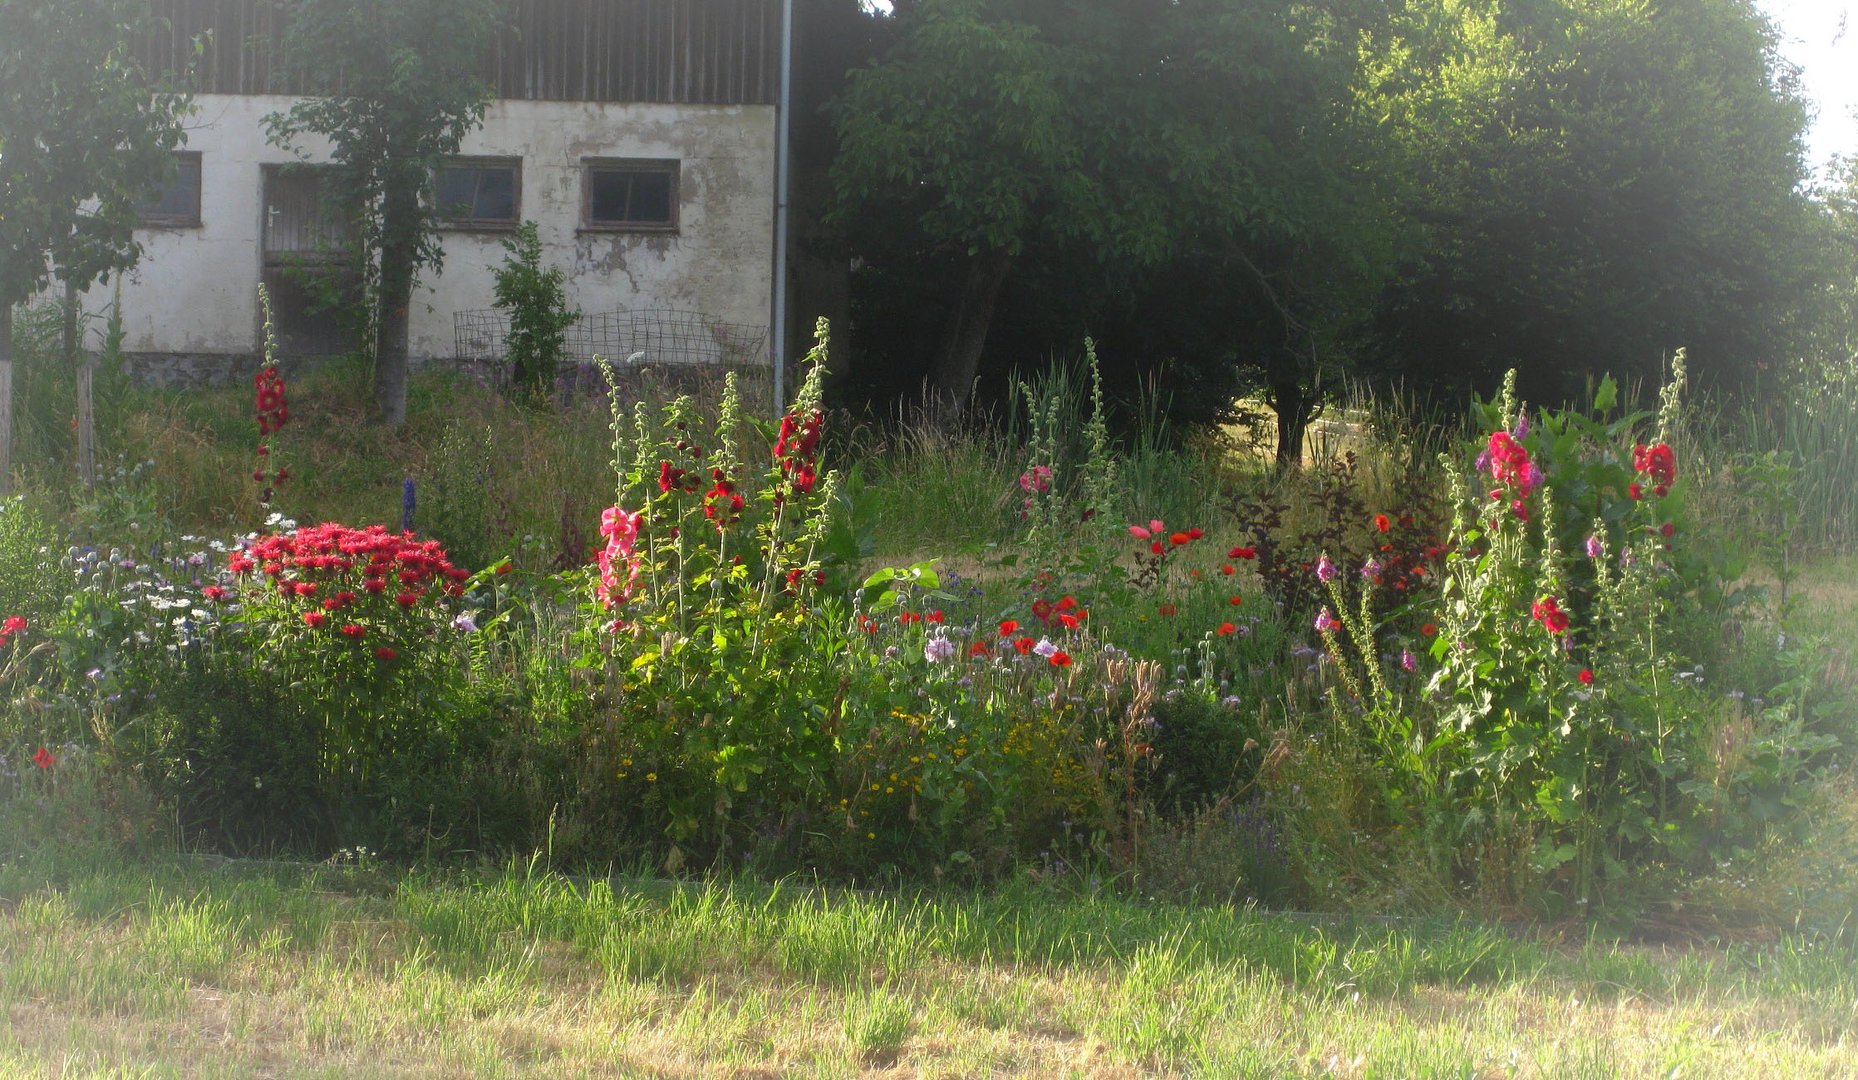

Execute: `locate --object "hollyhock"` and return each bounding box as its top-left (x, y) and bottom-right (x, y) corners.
top-left (1314, 608), bottom-right (1339, 633)
top-left (1315, 554), bottom-right (1337, 583)
top-left (1531, 595), bottom-right (1571, 634)
top-left (1578, 668), bottom-right (1595, 685)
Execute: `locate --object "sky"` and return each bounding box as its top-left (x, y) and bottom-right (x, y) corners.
top-left (1762, 0), bottom-right (1858, 177)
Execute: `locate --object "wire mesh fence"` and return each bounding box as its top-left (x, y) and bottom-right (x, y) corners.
top-left (452, 307), bottom-right (769, 369)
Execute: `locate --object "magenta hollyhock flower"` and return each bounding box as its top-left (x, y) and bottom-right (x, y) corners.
top-left (1585, 535), bottom-right (1604, 559)
top-left (1314, 608), bottom-right (1339, 633)
top-left (1316, 554), bottom-right (1337, 583)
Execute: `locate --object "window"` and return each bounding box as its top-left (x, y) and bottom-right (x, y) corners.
top-left (582, 159), bottom-right (678, 231)
top-left (137, 151), bottom-right (202, 227)
top-left (434, 157), bottom-right (521, 228)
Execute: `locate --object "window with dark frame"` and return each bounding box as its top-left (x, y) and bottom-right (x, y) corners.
top-left (582, 159), bottom-right (678, 230)
top-left (434, 157), bottom-right (521, 228)
top-left (136, 151), bottom-right (202, 227)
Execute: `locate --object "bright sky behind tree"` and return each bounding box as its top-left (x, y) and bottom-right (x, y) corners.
top-left (1762, 0), bottom-right (1858, 177)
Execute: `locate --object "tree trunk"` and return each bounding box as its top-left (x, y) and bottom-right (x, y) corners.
top-left (928, 250), bottom-right (1012, 409)
top-left (67, 280), bottom-right (96, 489)
top-left (373, 189), bottom-right (420, 429)
top-left (0, 305), bottom-right (13, 498)
top-left (371, 241), bottom-right (416, 427)
top-left (1270, 371), bottom-right (1315, 471)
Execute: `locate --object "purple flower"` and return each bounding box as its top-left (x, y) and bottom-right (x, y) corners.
top-left (1400, 649), bottom-right (1417, 672)
top-left (1525, 463), bottom-right (1544, 490)
top-left (1361, 557), bottom-right (1382, 580)
top-left (1512, 412), bottom-right (1530, 439)
top-left (451, 612), bottom-right (478, 633)
top-left (1315, 554), bottom-right (1337, 583)
top-left (1033, 637), bottom-right (1059, 659)
top-left (923, 635), bottom-right (957, 663)
top-left (1585, 535), bottom-right (1604, 559)
top-left (1314, 607), bottom-right (1339, 633)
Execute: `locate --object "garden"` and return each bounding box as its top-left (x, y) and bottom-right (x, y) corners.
top-left (2, 306), bottom-right (1857, 1072)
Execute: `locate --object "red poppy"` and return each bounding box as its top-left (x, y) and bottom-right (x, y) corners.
top-left (1015, 636), bottom-right (1036, 655)
top-left (969, 640), bottom-right (990, 656)
top-left (1229, 547), bottom-right (1257, 560)
top-left (32, 746), bottom-right (55, 770)
top-left (1058, 613), bottom-right (1081, 629)
top-left (1229, 596), bottom-right (1242, 606)
top-left (1578, 668), bottom-right (1595, 685)
top-left (1049, 651), bottom-right (1072, 667)
top-left (998, 619), bottom-right (1019, 636)
top-left (1221, 564), bottom-right (1236, 576)
top-left (927, 610), bottom-right (945, 624)
top-left (1158, 603), bottom-right (1178, 617)
top-left (1420, 622), bottom-right (1437, 636)
top-left (1187, 527), bottom-right (1204, 540)
top-left (1057, 595), bottom-right (1077, 611)
top-left (1170, 532), bottom-right (1191, 546)
top-left (899, 611), bottom-right (922, 625)
top-left (1374, 514), bottom-right (1391, 533)
top-left (1217, 622), bottom-right (1236, 635)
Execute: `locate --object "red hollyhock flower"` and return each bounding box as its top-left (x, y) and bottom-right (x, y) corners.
top-left (1578, 668), bottom-right (1595, 685)
top-left (374, 647), bottom-right (397, 662)
top-left (1660, 521), bottom-right (1676, 538)
top-left (1531, 595), bottom-right (1571, 634)
top-left (32, 747), bottom-right (55, 770)
top-left (340, 623), bottom-right (366, 638)
top-left (1628, 482), bottom-right (1643, 500)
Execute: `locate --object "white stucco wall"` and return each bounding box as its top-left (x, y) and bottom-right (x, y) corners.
top-left (98, 94), bottom-right (776, 364)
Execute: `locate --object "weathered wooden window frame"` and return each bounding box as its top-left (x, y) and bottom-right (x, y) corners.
top-left (433, 156), bottom-right (524, 231)
top-left (137, 150), bottom-right (204, 229)
top-left (580, 158), bottom-right (680, 233)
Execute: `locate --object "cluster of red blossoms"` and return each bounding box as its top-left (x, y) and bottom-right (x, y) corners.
top-left (0, 615), bottom-right (26, 647)
top-left (774, 407), bottom-right (823, 499)
top-left (220, 524), bottom-right (468, 659)
top-left (703, 469), bottom-right (745, 527)
top-left (253, 366), bottom-right (290, 504)
top-left (1484, 430), bottom-right (1541, 521)
top-left (658, 460), bottom-right (704, 495)
top-left (1531, 594), bottom-right (1570, 635)
top-left (1029, 594), bottom-right (1088, 629)
top-left (1628, 442), bottom-right (1677, 499)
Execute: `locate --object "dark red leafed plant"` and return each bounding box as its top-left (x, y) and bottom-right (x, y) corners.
top-left (254, 366), bottom-right (289, 506)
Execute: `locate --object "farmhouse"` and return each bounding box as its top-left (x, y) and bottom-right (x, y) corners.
top-left (104, 0), bottom-right (796, 383)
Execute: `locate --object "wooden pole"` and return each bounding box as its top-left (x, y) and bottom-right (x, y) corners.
top-left (68, 280), bottom-right (97, 489)
top-left (0, 304), bottom-right (13, 498)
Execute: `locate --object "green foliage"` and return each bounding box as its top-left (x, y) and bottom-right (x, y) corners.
top-left (491, 221), bottom-right (580, 405)
top-left (0, 0), bottom-right (190, 307)
top-left (1359, 0), bottom-right (1824, 399)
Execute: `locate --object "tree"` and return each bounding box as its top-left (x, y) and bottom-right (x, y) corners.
top-left (828, 0), bottom-right (1395, 458)
top-left (0, 0), bottom-right (190, 494)
top-left (1358, 0), bottom-right (1825, 403)
top-left (265, 0), bottom-right (504, 429)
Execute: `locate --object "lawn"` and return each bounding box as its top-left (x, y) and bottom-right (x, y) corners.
top-left (2, 850), bottom-right (1855, 1078)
